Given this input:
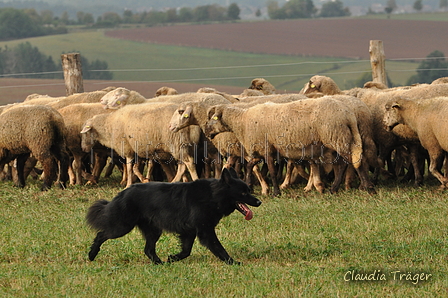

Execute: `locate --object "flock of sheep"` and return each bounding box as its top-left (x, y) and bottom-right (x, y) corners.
top-left (1, 75), bottom-right (448, 195)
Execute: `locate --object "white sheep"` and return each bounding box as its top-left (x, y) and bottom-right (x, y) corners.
top-left (80, 102), bottom-right (201, 188)
top-left (0, 105), bottom-right (69, 190)
top-left (206, 98), bottom-right (364, 196)
top-left (384, 96), bottom-right (448, 189)
top-left (57, 103), bottom-right (116, 185)
top-left (248, 78), bottom-right (276, 95)
top-left (155, 86), bottom-right (178, 97)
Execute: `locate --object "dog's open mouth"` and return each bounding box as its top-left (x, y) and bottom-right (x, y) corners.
top-left (236, 202), bottom-right (253, 220)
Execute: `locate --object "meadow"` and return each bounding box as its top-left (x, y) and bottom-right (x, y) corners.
top-left (1, 15), bottom-right (448, 296)
top-left (1, 171), bottom-right (447, 297)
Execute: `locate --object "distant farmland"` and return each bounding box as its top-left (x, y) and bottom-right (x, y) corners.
top-left (106, 18), bottom-right (448, 59)
top-left (1, 17), bottom-right (448, 103)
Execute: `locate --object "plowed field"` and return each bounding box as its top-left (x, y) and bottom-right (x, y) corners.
top-left (106, 19), bottom-right (448, 59)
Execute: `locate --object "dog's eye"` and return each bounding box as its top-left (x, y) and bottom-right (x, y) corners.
top-left (242, 192), bottom-right (247, 196)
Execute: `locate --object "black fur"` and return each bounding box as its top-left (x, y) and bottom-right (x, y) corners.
top-left (86, 168), bottom-right (261, 265)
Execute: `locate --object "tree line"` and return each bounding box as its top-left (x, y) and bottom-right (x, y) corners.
top-left (0, 42), bottom-right (112, 80)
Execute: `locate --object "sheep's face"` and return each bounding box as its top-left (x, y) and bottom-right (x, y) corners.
top-left (383, 101), bottom-right (403, 132)
top-left (169, 105), bottom-right (192, 132)
top-left (249, 78), bottom-right (276, 95)
top-left (100, 88), bottom-right (130, 109)
top-left (80, 121), bottom-right (98, 152)
top-left (205, 108), bottom-right (229, 139)
top-left (155, 87), bottom-right (178, 97)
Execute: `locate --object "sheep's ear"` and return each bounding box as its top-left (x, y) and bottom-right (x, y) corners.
top-left (182, 105), bottom-right (193, 119)
top-left (391, 102), bottom-right (401, 109)
top-left (207, 107), bottom-right (216, 120)
top-left (80, 125), bottom-right (92, 134)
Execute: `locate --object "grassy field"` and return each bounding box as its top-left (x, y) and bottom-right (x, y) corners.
top-left (1, 171), bottom-right (447, 297)
top-left (0, 30), bottom-right (419, 94)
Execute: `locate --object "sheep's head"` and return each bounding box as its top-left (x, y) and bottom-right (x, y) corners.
top-left (248, 78), bottom-right (276, 95)
top-left (302, 75), bottom-right (338, 96)
top-left (383, 97), bottom-right (405, 132)
top-left (169, 104), bottom-right (193, 132)
top-left (100, 87), bottom-right (131, 109)
top-left (205, 106), bottom-right (229, 139)
top-left (80, 119), bottom-right (97, 152)
top-left (155, 86), bottom-right (178, 97)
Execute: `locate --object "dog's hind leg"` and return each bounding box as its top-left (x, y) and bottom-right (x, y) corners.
top-left (88, 231), bottom-right (108, 261)
top-left (139, 222), bottom-right (163, 264)
top-left (197, 228), bottom-right (239, 265)
top-left (167, 232), bottom-right (196, 263)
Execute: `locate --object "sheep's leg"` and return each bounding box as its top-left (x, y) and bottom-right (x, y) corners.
top-left (280, 159), bottom-right (294, 190)
top-left (145, 160), bottom-right (154, 181)
top-left (15, 154), bottom-right (29, 188)
top-left (133, 160), bottom-right (148, 183)
top-left (183, 156), bottom-right (199, 181)
top-left (171, 163), bottom-right (187, 182)
top-left (304, 163), bottom-right (322, 193)
top-left (124, 157), bottom-right (134, 188)
top-left (72, 154), bottom-right (83, 185)
top-left (354, 160), bottom-right (377, 194)
top-left (408, 144), bottom-right (424, 186)
top-left (427, 148), bottom-right (448, 188)
top-left (90, 153), bottom-right (108, 184)
top-left (252, 164), bottom-right (270, 196)
top-left (266, 153), bottom-right (280, 196)
top-left (39, 156), bottom-right (57, 191)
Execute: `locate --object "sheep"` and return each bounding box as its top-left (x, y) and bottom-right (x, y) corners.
top-left (100, 87), bottom-right (233, 109)
top-left (0, 105), bottom-right (69, 190)
top-left (300, 75), bottom-right (448, 185)
top-left (248, 78), bottom-right (276, 95)
top-left (383, 96), bottom-right (448, 188)
top-left (168, 97), bottom-right (271, 195)
top-left (169, 93), bottom-right (309, 194)
top-left (238, 89), bottom-right (264, 97)
top-left (100, 87), bottom-right (147, 109)
top-left (155, 86), bottom-right (178, 97)
top-left (196, 87), bottom-right (240, 103)
top-left (206, 98), bottom-right (364, 196)
top-left (57, 103), bottom-right (116, 185)
top-left (80, 102), bottom-right (201, 188)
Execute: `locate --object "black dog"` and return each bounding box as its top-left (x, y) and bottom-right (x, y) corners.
top-left (86, 168), bottom-right (261, 265)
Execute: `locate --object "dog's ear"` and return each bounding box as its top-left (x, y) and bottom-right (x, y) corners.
top-left (220, 168), bottom-right (234, 186)
top-left (227, 167), bottom-right (239, 179)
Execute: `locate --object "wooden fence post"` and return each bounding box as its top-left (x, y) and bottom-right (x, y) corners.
top-left (61, 53), bottom-right (84, 95)
top-left (369, 40), bottom-right (387, 87)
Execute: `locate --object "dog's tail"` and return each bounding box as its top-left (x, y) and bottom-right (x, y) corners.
top-left (86, 199), bottom-right (110, 231)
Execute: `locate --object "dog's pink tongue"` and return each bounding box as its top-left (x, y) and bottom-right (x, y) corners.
top-left (239, 203), bottom-right (253, 220)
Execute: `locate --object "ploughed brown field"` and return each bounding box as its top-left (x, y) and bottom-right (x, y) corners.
top-left (2, 18), bottom-right (447, 104)
top-left (106, 19), bottom-right (448, 59)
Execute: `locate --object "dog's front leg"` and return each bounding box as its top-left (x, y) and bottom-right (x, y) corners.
top-left (197, 228), bottom-right (240, 265)
top-left (139, 224), bottom-right (163, 264)
top-left (167, 232), bottom-right (196, 262)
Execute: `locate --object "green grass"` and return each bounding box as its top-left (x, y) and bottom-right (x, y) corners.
top-left (1, 172), bottom-right (447, 297)
top-left (0, 30), bottom-right (419, 92)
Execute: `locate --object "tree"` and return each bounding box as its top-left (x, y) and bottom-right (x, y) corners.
top-left (406, 50), bottom-right (448, 85)
top-left (268, 0), bottom-right (316, 19)
top-left (440, 0), bottom-right (448, 11)
top-left (0, 42), bottom-right (59, 78)
top-left (413, 0), bottom-right (423, 12)
top-left (255, 8), bottom-right (262, 17)
top-left (385, 0), bottom-right (397, 16)
top-left (227, 3), bottom-right (241, 20)
top-left (0, 8), bottom-right (44, 40)
top-left (319, 0), bottom-right (351, 18)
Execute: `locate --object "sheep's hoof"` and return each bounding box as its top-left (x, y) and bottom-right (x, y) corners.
top-left (40, 184), bottom-right (51, 191)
